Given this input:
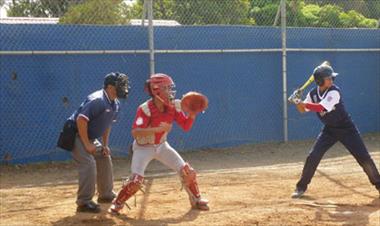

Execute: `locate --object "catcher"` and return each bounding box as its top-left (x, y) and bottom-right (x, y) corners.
top-left (109, 73), bottom-right (209, 214)
top-left (289, 62), bottom-right (380, 199)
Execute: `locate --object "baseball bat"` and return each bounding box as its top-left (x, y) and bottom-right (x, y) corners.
top-left (288, 61), bottom-right (331, 103)
top-left (299, 61), bottom-right (330, 91)
top-left (299, 74), bottom-right (314, 91)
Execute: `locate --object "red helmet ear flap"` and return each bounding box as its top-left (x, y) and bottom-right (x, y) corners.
top-left (144, 79), bottom-right (153, 96)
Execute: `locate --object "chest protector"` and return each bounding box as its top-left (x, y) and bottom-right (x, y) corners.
top-left (136, 100), bottom-right (181, 145)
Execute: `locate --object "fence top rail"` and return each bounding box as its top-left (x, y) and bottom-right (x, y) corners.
top-left (0, 48), bottom-right (379, 55)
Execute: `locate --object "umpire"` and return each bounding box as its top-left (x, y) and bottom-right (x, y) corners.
top-left (59, 72), bottom-right (129, 213)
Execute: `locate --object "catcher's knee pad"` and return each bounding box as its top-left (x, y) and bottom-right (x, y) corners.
top-left (180, 163), bottom-right (209, 210)
top-left (109, 174), bottom-right (144, 213)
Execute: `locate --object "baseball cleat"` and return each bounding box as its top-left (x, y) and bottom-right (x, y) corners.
top-left (98, 196), bottom-right (115, 204)
top-left (291, 188), bottom-right (305, 199)
top-left (77, 201), bottom-right (101, 213)
top-left (108, 203), bottom-right (123, 215)
top-left (98, 192), bottom-right (116, 203)
top-left (192, 198), bottom-right (209, 211)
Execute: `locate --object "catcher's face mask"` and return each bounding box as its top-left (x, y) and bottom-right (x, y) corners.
top-left (148, 73), bottom-right (176, 106)
top-left (151, 83), bottom-right (176, 106)
top-left (115, 75), bottom-right (130, 99)
top-left (162, 84), bottom-right (176, 101)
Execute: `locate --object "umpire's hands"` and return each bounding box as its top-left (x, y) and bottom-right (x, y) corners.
top-left (102, 146), bottom-right (111, 157)
top-left (84, 143), bottom-right (97, 154)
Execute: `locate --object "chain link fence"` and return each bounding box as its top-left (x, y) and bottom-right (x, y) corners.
top-left (0, 0), bottom-right (379, 164)
top-left (2, 0), bottom-right (379, 27)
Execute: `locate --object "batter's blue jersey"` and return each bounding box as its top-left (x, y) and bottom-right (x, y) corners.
top-left (306, 85), bottom-right (352, 127)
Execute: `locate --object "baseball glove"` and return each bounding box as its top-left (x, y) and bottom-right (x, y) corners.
top-left (181, 91), bottom-right (208, 114)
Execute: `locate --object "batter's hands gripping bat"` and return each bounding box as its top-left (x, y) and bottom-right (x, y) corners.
top-left (288, 61), bottom-right (330, 104)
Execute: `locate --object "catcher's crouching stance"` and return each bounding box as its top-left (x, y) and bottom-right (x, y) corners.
top-left (109, 73), bottom-right (209, 214)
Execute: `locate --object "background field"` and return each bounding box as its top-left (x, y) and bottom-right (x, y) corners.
top-left (1, 133), bottom-right (379, 226)
top-left (1, 1), bottom-right (380, 226)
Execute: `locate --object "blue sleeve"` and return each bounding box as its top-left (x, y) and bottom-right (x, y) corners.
top-left (77, 99), bottom-right (105, 121)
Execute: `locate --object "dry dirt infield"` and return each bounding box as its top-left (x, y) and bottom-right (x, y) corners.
top-left (1, 133), bottom-right (379, 226)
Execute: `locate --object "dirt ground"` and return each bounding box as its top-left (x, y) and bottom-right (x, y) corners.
top-left (1, 133), bottom-right (379, 226)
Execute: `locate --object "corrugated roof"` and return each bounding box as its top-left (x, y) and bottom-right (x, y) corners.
top-left (0, 17), bottom-right (180, 26)
top-left (0, 17), bottom-right (59, 24)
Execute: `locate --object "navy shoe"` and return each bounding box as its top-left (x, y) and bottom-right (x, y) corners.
top-left (98, 193), bottom-right (116, 203)
top-left (77, 201), bottom-right (101, 213)
top-left (98, 196), bottom-right (115, 204)
top-left (291, 188), bottom-right (305, 199)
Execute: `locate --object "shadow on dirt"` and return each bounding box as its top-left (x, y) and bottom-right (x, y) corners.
top-left (51, 177), bottom-right (201, 226)
top-left (115, 208), bottom-right (200, 226)
top-left (291, 169), bottom-right (380, 226)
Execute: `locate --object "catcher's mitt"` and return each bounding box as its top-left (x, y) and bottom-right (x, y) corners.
top-left (181, 91), bottom-right (208, 114)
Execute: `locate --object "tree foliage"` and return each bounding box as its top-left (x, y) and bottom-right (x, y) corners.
top-left (59, 0), bottom-right (131, 25)
top-left (6, 0), bottom-right (379, 28)
top-left (7, 0), bottom-right (84, 17)
top-left (249, 0), bottom-right (378, 28)
top-left (131, 0), bottom-right (252, 25)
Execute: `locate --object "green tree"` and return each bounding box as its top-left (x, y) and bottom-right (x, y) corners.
top-left (249, 3), bottom-right (278, 26)
top-left (7, 0), bottom-right (84, 17)
top-left (131, 0), bottom-right (175, 20)
top-left (340, 10), bottom-right (377, 28)
top-left (365, 0), bottom-right (380, 19)
top-left (7, 0), bottom-right (46, 17)
top-left (304, 0), bottom-right (379, 20)
top-left (152, 0), bottom-right (175, 20)
top-left (248, 0), bottom-right (378, 28)
top-left (287, 0), bottom-right (305, 27)
top-left (249, 0), bottom-right (304, 26)
top-left (173, 0), bottom-right (252, 25)
top-left (299, 3), bottom-right (320, 27)
top-left (59, 0), bottom-right (132, 25)
top-left (132, 0), bottom-right (252, 25)
top-left (298, 2), bottom-right (377, 28)
top-left (250, 0), bottom-right (279, 8)
top-left (318, 4), bottom-right (343, 27)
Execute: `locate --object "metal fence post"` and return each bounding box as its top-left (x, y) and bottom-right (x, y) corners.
top-left (147, 0), bottom-right (155, 75)
top-left (273, 4), bottom-right (281, 26)
top-left (281, 0), bottom-right (288, 142)
top-left (141, 0), bottom-right (147, 26)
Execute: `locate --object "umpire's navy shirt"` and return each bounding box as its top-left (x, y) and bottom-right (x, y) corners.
top-left (68, 89), bottom-right (120, 139)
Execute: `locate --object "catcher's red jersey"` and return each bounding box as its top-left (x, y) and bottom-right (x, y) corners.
top-left (132, 99), bottom-right (194, 145)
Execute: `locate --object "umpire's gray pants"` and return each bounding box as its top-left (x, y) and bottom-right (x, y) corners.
top-left (72, 136), bottom-right (114, 206)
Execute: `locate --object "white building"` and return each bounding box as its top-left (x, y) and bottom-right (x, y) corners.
top-left (0, 17), bottom-right (59, 24)
top-left (0, 0), bottom-right (11, 18)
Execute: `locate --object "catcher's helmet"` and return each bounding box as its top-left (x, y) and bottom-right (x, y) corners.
top-left (313, 63), bottom-right (338, 86)
top-left (104, 72), bottom-right (130, 99)
top-left (144, 73), bottom-right (176, 104)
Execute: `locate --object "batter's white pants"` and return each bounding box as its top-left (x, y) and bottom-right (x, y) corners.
top-left (131, 141), bottom-right (186, 176)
